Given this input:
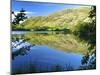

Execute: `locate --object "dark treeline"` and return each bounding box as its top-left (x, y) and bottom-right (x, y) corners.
top-left (74, 6), bottom-right (96, 69)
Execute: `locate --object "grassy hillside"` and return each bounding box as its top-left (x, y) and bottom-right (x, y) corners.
top-left (12, 6), bottom-right (91, 31)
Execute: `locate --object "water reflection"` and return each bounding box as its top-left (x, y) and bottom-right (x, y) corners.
top-left (12, 31), bottom-right (88, 53)
top-left (12, 31), bottom-right (85, 74)
top-left (12, 37), bottom-right (35, 60)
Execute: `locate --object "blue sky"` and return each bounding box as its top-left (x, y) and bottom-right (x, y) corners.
top-left (12, 0), bottom-right (81, 17)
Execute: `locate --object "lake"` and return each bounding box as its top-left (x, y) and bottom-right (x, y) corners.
top-left (11, 31), bottom-right (87, 74)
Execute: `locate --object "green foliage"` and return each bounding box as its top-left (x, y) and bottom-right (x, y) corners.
top-left (74, 6), bottom-right (96, 69)
top-left (74, 22), bottom-right (96, 47)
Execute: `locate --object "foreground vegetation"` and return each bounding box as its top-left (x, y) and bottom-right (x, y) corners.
top-left (12, 63), bottom-right (74, 74)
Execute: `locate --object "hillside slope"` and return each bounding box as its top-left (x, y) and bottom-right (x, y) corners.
top-left (13, 7), bottom-right (91, 31)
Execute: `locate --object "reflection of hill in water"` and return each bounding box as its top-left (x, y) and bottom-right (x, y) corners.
top-left (12, 31), bottom-right (88, 54)
top-left (12, 31), bottom-right (88, 74)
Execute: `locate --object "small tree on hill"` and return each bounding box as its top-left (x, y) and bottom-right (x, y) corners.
top-left (12, 8), bottom-right (27, 25)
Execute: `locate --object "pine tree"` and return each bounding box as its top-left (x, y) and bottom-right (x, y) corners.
top-left (12, 8), bottom-right (27, 25)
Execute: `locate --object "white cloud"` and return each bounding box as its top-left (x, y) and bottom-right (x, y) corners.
top-left (14, 11), bottom-right (36, 15)
top-left (11, 14), bottom-right (15, 22)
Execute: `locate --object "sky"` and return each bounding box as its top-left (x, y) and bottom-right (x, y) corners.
top-left (12, 0), bottom-right (82, 17)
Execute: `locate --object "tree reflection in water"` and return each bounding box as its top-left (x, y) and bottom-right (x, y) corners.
top-left (12, 37), bottom-right (35, 60)
top-left (11, 32), bottom-right (84, 74)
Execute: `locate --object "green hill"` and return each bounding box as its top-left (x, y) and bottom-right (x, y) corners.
top-left (12, 6), bottom-right (91, 31)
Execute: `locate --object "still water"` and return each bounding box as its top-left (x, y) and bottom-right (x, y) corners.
top-left (12, 31), bottom-right (84, 74)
